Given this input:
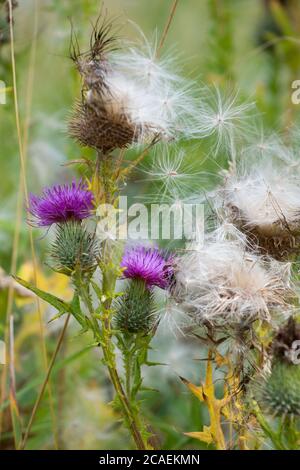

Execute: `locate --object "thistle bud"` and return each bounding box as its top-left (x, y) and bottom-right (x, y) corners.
top-left (258, 361), bottom-right (300, 417)
top-left (114, 279), bottom-right (156, 334)
top-left (50, 221), bottom-right (98, 277)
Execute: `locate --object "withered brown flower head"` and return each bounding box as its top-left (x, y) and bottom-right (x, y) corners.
top-left (214, 160), bottom-right (300, 260)
top-left (69, 17), bottom-right (132, 153)
top-left (68, 17), bottom-right (161, 153)
top-left (272, 316), bottom-right (300, 364)
top-left (69, 99), bottom-right (140, 154)
top-left (68, 16), bottom-right (198, 154)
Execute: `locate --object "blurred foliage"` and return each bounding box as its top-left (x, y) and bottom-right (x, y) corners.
top-left (0, 0), bottom-right (300, 450)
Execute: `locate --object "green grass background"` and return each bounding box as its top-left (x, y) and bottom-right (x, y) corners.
top-left (0, 0), bottom-right (300, 449)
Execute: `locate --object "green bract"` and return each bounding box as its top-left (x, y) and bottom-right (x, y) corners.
top-left (115, 278), bottom-right (157, 334)
top-left (259, 361), bottom-right (300, 417)
top-left (50, 221), bottom-right (98, 276)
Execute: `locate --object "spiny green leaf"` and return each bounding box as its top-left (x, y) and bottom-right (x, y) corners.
top-left (48, 311), bottom-right (65, 323)
top-left (90, 280), bottom-right (103, 300)
top-left (14, 276), bottom-right (72, 314)
top-left (70, 293), bottom-right (85, 326)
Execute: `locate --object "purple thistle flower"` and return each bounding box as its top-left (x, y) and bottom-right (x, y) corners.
top-left (121, 246), bottom-right (173, 289)
top-left (29, 180), bottom-right (94, 227)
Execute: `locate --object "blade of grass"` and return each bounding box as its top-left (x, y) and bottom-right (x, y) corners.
top-left (0, 343), bottom-right (94, 414)
top-left (19, 314), bottom-right (71, 450)
top-left (4, 0), bottom-right (59, 449)
top-left (9, 315), bottom-right (22, 449)
top-left (0, 181), bottom-right (23, 442)
top-left (157, 0), bottom-right (179, 56)
top-left (0, 0), bottom-right (40, 441)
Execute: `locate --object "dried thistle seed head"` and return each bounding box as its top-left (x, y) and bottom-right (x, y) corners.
top-left (172, 228), bottom-right (293, 328)
top-left (69, 18), bottom-right (198, 152)
top-left (50, 221), bottom-right (98, 276)
top-left (69, 18), bottom-right (136, 152)
top-left (215, 158), bottom-right (300, 259)
top-left (256, 361), bottom-right (300, 417)
top-left (114, 278), bottom-right (157, 334)
top-left (272, 316), bottom-right (300, 364)
top-left (69, 17), bottom-right (138, 152)
top-left (69, 100), bottom-right (140, 153)
top-left (70, 16), bottom-right (117, 90)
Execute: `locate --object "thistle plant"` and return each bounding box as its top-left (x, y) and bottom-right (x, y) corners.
top-left (16, 14), bottom-right (187, 450)
top-left (172, 226), bottom-right (293, 327)
top-left (115, 246), bottom-right (173, 332)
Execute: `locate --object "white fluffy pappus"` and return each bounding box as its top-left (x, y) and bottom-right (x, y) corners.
top-left (111, 26), bottom-right (186, 89)
top-left (172, 229), bottom-right (293, 327)
top-left (140, 145), bottom-right (207, 197)
top-left (214, 157), bottom-right (300, 259)
top-left (90, 70), bottom-right (167, 141)
top-left (102, 33), bottom-right (200, 142)
top-left (241, 130), bottom-right (291, 164)
top-left (193, 86), bottom-right (255, 156)
top-left (72, 22), bottom-right (201, 151)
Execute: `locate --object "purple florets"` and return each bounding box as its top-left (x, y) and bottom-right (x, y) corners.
top-left (121, 246), bottom-right (173, 289)
top-left (29, 181), bottom-right (94, 227)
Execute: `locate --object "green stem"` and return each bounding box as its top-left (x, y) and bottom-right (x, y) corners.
top-left (77, 278), bottom-right (147, 449)
top-left (79, 283), bottom-right (145, 451)
top-left (101, 344), bottom-right (147, 450)
top-left (253, 402), bottom-right (286, 450)
top-left (69, 151), bottom-right (150, 449)
top-left (124, 343), bottom-right (132, 399)
top-left (282, 415), bottom-right (299, 450)
top-left (101, 275), bottom-right (150, 450)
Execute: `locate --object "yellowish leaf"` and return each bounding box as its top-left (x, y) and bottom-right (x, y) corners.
top-left (184, 426), bottom-right (213, 445)
top-left (214, 350), bottom-right (228, 368)
top-left (182, 350), bottom-right (227, 450)
top-left (180, 376), bottom-right (204, 401)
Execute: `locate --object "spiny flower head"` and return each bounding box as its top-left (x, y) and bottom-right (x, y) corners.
top-left (256, 362), bottom-right (300, 417)
top-left (172, 228), bottom-right (293, 327)
top-left (29, 180), bottom-right (94, 227)
top-left (121, 246), bottom-right (173, 289)
top-left (216, 157), bottom-right (300, 258)
top-left (114, 278), bottom-right (157, 333)
top-left (254, 317), bottom-right (300, 417)
top-left (50, 221), bottom-right (98, 276)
